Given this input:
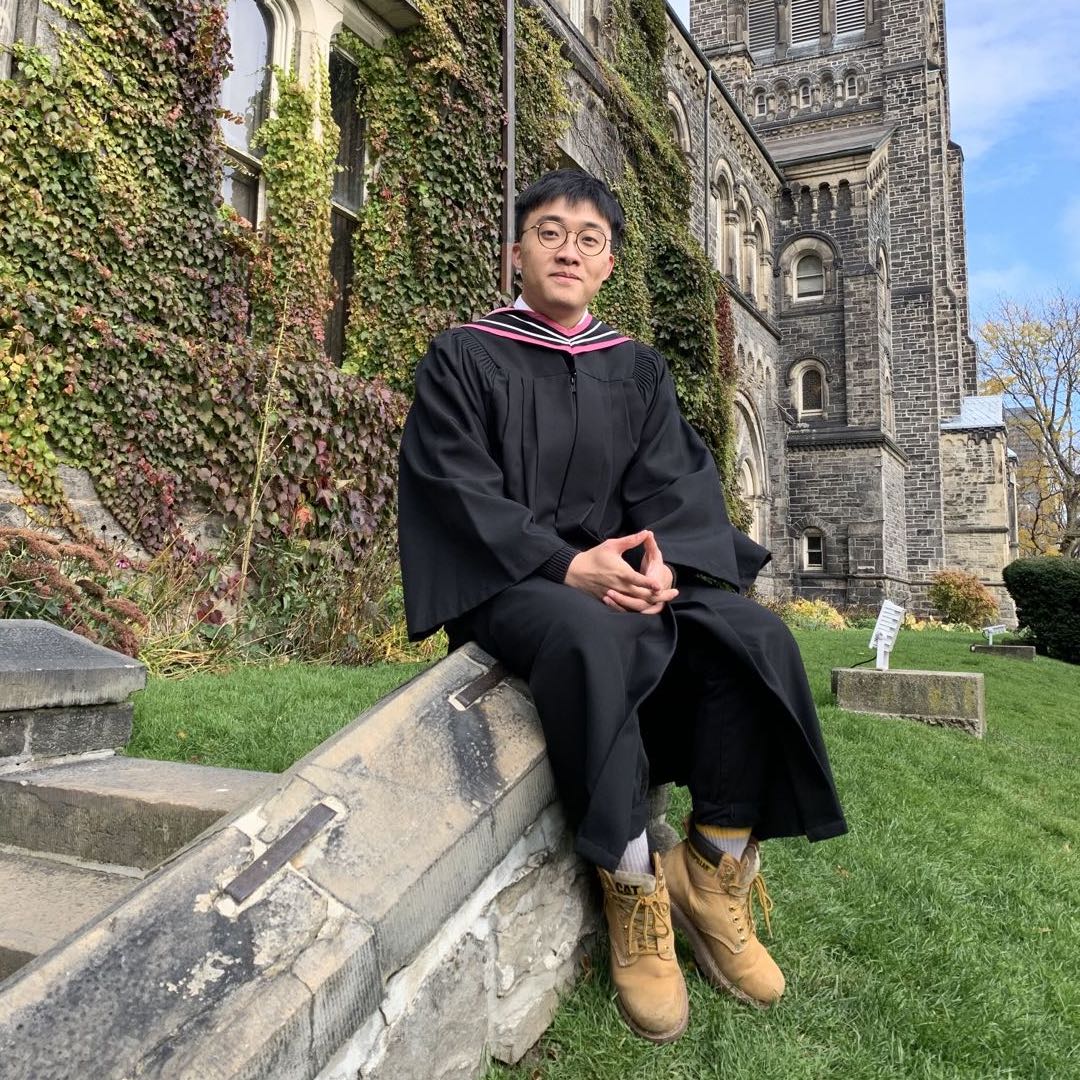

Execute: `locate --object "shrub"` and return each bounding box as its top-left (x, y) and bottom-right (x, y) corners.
top-left (0, 528), bottom-right (147, 656)
top-left (1003, 557), bottom-right (1080, 664)
top-left (927, 569), bottom-right (998, 628)
top-left (780, 597), bottom-right (848, 630)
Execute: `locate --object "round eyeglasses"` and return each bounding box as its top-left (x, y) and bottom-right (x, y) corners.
top-left (527, 221), bottom-right (610, 257)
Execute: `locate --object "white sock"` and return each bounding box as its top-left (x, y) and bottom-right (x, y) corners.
top-left (616, 829), bottom-right (652, 875)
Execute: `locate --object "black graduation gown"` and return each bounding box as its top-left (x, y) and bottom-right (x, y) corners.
top-left (398, 307), bottom-right (846, 867)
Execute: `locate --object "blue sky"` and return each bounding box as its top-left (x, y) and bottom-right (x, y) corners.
top-left (668, 0), bottom-right (1080, 325)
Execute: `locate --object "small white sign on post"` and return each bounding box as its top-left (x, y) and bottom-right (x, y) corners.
top-left (869, 600), bottom-right (905, 671)
top-left (982, 624), bottom-right (1007, 646)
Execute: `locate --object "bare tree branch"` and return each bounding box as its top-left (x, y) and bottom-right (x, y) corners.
top-left (979, 291), bottom-right (1080, 557)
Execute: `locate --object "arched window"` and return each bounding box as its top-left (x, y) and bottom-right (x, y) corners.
top-left (790, 358), bottom-right (828, 419)
top-left (845, 72), bottom-right (858, 99)
top-left (667, 91), bottom-right (692, 156)
top-left (753, 220), bottom-right (768, 310)
top-left (755, 89), bottom-right (767, 117)
top-left (736, 202), bottom-right (750, 292)
top-left (713, 174), bottom-right (733, 275)
top-left (799, 82), bottom-right (811, 108)
top-left (801, 368), bottom-right (824, 413)
top-left (802, 529), bottom-right (825, 570)
top-left (219, 0), bottom-right (274, 224)
top-left (326, 44), bottom-right (367, 365)
top-left (795, 253), bottom-right (825, 299)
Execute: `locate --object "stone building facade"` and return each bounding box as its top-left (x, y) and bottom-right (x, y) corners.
top-left (674, 0), bottom-right (1013, 613)
top-left (1, 0), bottom-right (1014, 614)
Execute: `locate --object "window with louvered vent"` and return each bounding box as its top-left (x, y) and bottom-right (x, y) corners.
top-left (790, 0), bottom-right (821, 44)
top-left (836, 0), bottom-right (865, 35)
top-left (749, 0), bottom-right (777, 51)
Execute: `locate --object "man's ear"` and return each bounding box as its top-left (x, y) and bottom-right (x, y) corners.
top-left (511, 241), bottom-right (523, 275)
top-left (600, 252), bottom-right (615, 282)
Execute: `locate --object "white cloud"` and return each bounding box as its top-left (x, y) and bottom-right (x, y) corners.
top-left (948, 0), bottom-right (1080, 159)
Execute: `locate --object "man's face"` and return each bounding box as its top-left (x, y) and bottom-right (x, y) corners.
top-left (512, 196), bottom-right (616, 324)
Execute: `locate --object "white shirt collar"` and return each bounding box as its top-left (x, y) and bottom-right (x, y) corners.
top-left (513, 294), bottom-right (589, 318)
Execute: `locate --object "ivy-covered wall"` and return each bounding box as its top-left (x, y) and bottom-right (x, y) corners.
top-left (0, 0), bottom-right (400, 571)
top-left (0, 0), bottom-right (744, 652)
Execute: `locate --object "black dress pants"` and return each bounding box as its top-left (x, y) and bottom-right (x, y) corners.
top-left (457, 576), bottom-right (845, 870)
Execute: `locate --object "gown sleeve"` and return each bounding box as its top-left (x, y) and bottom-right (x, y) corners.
top-left (398, 330), bottom-right (571, 640)
top-left (620, 346), bottom-right (771, 592)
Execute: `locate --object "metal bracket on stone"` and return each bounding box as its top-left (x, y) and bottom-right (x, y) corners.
top-left (224, 802), bottom-right (338, 903)
top-left (448, 662), bottom-right (509, 712)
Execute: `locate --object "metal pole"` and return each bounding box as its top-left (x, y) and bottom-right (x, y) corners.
top-left (500, 0), bottom-right (517, 296)
top-left (703, 70), bottom-right (712, 265)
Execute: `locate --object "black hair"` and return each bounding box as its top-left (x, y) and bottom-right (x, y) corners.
top-left (514, 169), bottom-right (625, 252)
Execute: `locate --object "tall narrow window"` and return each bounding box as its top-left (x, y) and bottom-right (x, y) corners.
top-left (845, 72), bottom-right (858, 99)
top-left (801, 368), bottom-right (824, 413)
top-left (803, 530), bottom-right (824, 570)
top-left (795, 253), bottom-right (825, 299)
top-left (836, 0), bottom-right (865, 35)
top-left (219, 0), bottom-right (273, 224)
top-left (790, 0), bottom-right (821, 44)
top-left (755, 90), bottom-right (767, 117)
top-left (326, 46), bottom-right (365, 365)
top-left (1, 0), bottom-right (17, 79)
top-left (748, 0), bottom-right (777, 51)
top-left (799, 82), bottom-right (812, 108)
top-left (0, 0), bottom-right (34, 80)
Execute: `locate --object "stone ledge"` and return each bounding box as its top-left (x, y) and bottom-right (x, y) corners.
top-left (970, 644), bottom-right (1035, 661)
top-left (0, 643), bottom-right (576, 1080)
top-left (0, 620), bottom-right (146, 711)
top-left (0, 756), bottom-right (273, 868)
top-left (831, 666), bottom-right (985, 737)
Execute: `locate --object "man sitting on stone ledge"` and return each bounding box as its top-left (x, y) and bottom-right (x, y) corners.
top-left (398, 170), bottom-right (847, 1043)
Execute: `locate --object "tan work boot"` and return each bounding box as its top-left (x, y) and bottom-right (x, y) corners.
top-left (597, 852), bottom-right (689, 1043)
top-left (662, 836), bottom-right (785, 1008)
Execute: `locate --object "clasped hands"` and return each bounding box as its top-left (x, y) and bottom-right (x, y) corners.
top-left (565, 530), bottom-right (677, 615)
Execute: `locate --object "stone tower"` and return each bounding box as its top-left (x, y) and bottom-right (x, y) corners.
top-left (689, 0), bottom-right (1009, 613)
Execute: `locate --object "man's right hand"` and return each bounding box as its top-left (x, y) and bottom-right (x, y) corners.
top-left (565, 530), bottom-right (678, 611)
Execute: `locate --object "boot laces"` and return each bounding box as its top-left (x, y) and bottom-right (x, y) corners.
top-left (750, 873), bottom-right (774, 938)
top-left (615, 890), bottom-right (672, 957)
top-left (725, 871), bottom-right (774, 939)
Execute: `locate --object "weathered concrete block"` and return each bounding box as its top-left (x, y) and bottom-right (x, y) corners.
top-left (0, 756), bottom-right (272, 867)
top-left (832, 667), bottom-right (985, 737)
top-left (0, 620), bottom-right (145, 711)
top-left (0, 849), bottom-right (136, 981)
top-left (290, 643), bottom-right (552, 976)
top-left (0, 645), bottom-right (581, 1080)
top-left (488, 831), bottom-right (598, 1063)
top-left (0, 823), bottom-right (385, 1080)
top-left (0, 701), bottom-right (133, 764)
top-left (970, 644), bottom-right (1035, 661)
top-left (364, 933), bottom-right (489, 1080)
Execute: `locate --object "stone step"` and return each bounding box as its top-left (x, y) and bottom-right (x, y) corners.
top-left (0, 756), bottom-right (274, 869)
top-left (0, 849), bottom-right (140, 983)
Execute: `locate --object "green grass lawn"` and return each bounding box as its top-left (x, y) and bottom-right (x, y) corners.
top-left (486, 629), bottom-right (1080, 1079)
top-left (125, 661), bottom-right (429, 773)
top-left (126, 630), bottom-right (1079, 1077)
